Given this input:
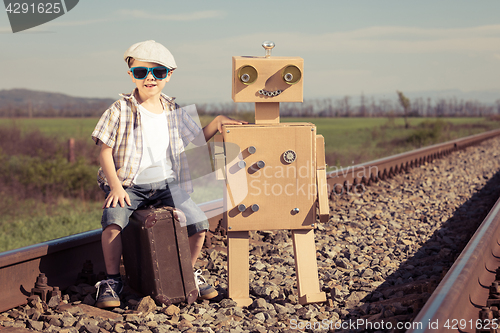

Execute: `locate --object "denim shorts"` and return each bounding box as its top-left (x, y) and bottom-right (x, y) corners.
top-left (100, 179), bottom-right (209, 237)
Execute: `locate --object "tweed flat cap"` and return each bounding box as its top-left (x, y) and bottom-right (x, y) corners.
top-left (124, 40), bottom-right (177, 70)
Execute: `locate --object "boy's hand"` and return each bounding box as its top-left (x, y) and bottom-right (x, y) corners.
top-left (99, 143), bottom-right (131, 209)
top-left (216, 115), bottom-right (248, 133)
top-left (103, 186), bottom-right (131, 209)
top-left (203, 115), bottom-right (248, 142)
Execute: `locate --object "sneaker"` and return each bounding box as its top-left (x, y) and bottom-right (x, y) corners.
top-left (194, 269), bottom-right (218, 300)
top-left (95, 278), bottom-right (123, 308)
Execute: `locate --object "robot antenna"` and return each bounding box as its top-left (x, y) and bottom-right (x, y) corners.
top-left (262, 41), bottom-right (275, 58)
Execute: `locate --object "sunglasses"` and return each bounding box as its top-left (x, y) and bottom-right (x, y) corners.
top-left (130, 66), bottom-right (169, 80)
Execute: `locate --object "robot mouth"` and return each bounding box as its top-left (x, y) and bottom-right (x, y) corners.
top-left (258, 89), bottom-right (282, 97)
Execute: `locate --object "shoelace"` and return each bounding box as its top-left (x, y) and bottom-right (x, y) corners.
top-left (194, 269), bottom-right (206, 295)
top-left (95, 279), bottom-right (119, 300)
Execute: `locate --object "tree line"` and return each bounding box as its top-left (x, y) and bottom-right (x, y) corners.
top-left (186, 93), bottom-right (500, 118)
top-left (0, 92), bottom-right (498, 118)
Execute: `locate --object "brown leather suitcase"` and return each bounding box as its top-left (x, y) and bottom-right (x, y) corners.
top-left (121, 206), bottom-right (198, 305)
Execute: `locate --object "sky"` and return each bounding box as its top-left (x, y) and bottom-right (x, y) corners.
top-left (1, 0), bottom-right (500, 104)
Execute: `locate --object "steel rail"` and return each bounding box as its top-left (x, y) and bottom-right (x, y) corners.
top-left (1, 128), bottom-right (500, 313)
top-left (408, 194), bottom-right (500, 333)
top-left (0, 201), bottom-right (222, 313)
top-left (0, 229), bottom-right (104, 313)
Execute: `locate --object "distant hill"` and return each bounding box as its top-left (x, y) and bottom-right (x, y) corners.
top-left (0, 88), bottom-right (498, 118)
top-left (0, 89), bottom-right (115, 117)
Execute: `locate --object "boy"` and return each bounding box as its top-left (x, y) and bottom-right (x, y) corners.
top-left (91, 40), bottom-right (247, 308)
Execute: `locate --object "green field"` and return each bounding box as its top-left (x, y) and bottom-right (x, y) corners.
top-left (0, 198), bottom-right (102, 252)
top-left (1, 116), bottom-right (497, 166)
top-left (0, 116), bottom-right (238, 141)
top-left (285, 117), bottom-right (500, 167)
top-left (1, 116), bottom-right (499, 252)
top-left (0, 118), bottom-right (99, 140)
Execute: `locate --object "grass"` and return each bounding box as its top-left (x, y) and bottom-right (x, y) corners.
top-left (0, 198), bottom-right (102, 252)
top-left (0, 118), bottom-right (99, 141)
top-left (4, 116), bottom-right (496, 166)
top-left (0, 115), bottom-right (240, 141)
top-left (284, 117), bottom-right (500, 168)
top-left (1, 115), bottom-right (500, 252)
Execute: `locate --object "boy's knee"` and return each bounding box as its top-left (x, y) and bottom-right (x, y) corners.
top-left (103, 224), bottom-right (122, 234)
top-left (189, 230), bottom-right (206, 239)
top-left (101, 208), bottom-right (130, 230)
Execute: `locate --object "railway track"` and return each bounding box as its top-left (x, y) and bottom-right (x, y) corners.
top-left (326, 133), bottom-right (500, 332)
top-left (409, 190), bottom-right (500, 333)
top-left (1, 128), bottom-right (500, 332)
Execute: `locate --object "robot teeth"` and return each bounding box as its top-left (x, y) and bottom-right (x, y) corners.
top-left (258, 89), bottom-right (282, 97)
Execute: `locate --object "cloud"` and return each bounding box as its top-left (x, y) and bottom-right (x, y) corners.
top-left (116, 9), bottom-right (225, 21)
top-left (38, 9), bottom-right (225, 29)
top-left (168, 24), bottom-right (500, 73)
top-left (250, 25), bottom-right (500, 56)
top-left (0, 25), bottom-right (57, 33)
top-left (167, 24), bottom-right (500, 100)
top-left (44, 17), bottom-right (111, 27)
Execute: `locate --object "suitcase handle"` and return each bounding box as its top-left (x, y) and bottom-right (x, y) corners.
top-left (143, 207), bottom-right (183, 229)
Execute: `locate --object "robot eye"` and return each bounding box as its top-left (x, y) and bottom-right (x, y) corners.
top-left (238, 65), bottom-right (258, 85)
top-left (282, 65), bottom-right (301, 85)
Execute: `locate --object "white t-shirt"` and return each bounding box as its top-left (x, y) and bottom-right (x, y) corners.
top-left (134, 105), bottom-right (175, 184)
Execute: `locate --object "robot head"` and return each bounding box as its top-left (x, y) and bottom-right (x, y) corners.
top-left (232, 41), bottom-right (303, 103)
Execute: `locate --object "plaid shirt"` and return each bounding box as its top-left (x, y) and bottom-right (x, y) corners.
top-left (91, 89), bottom-right (202, 193)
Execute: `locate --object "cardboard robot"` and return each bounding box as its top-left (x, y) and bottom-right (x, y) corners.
top-left (215, 41), bottom-right (329, 307)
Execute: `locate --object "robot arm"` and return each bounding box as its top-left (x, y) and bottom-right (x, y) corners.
top-left (213, 133), bottom-right (225, 180)
top-left (316, 135), bottom-right (329, 223)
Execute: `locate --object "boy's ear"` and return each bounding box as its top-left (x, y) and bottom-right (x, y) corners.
top-left (128, 70), bottom-right (136, 81)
